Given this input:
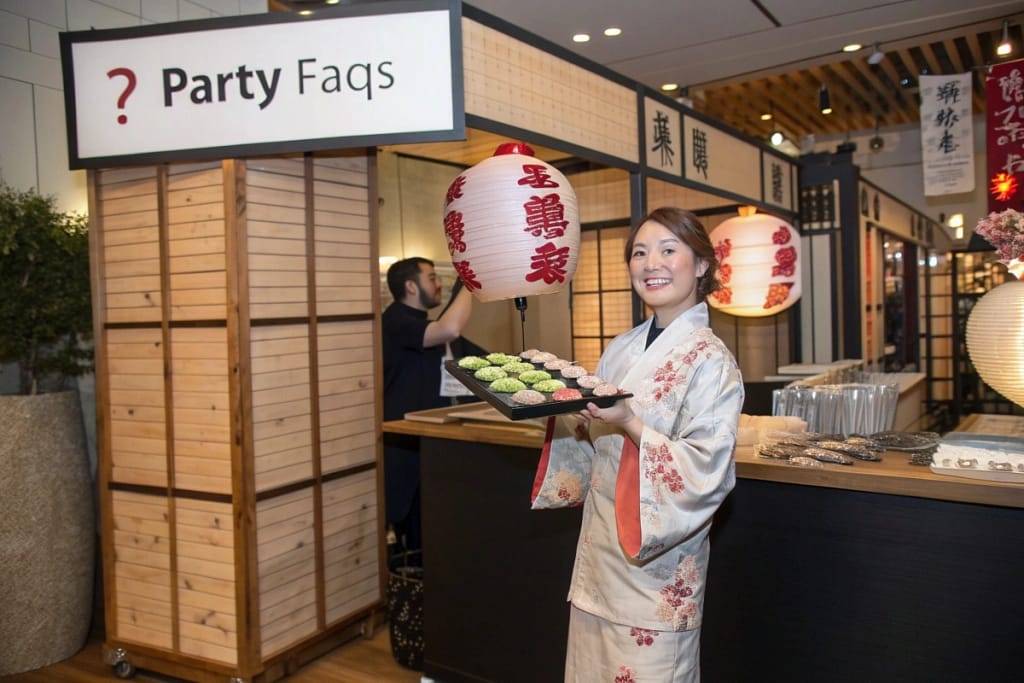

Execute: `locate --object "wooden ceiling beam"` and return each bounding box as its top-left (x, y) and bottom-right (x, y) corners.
top-left (688, 21), bottom-right (1020, 145)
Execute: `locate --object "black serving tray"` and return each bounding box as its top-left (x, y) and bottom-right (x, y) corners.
top-left (444, 360), bottom-right (632, 421)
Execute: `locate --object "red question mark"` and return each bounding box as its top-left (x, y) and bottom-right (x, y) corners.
top-left (106, 68), bottom-right (136, 125)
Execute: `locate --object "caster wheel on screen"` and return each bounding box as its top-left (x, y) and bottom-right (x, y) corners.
top-left (113, 660), bottom-right (136, 679)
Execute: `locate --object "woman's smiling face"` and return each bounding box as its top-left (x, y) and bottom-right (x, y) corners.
top-left (628, 219), bottom-right (707, 326)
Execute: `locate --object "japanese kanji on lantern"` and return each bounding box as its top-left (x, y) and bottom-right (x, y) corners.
top-left (707, 207), bottom-right (801, 317)
top-left (442, 142), bottom-right (580, 303)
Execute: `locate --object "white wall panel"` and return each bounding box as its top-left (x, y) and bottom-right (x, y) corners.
top-left (29, 19), bottom-right (61, 58)
top-left (36, 85), bottom-right (86, 211)
top-left (0, 0), bottom-right (66, 27)
top-left (0, 42), bottom-right (61, 87)
top-left (0, 77), bottom-right (37, 188)
top-left (0, 10), bottom-right (30, 49)
top-left (68, 1), bottom-right (141, 30)
top-left (141, 0), bottom-right (179, 23)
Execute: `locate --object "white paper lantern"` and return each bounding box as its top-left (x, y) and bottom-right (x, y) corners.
top-left (706, 207), bottom-right (801, 317)
top-left (442, 142), bottom-right (580, 303)
top-left (966, 279), bottom-right (1024, 408)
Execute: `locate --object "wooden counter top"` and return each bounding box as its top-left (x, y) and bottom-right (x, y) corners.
top-left (383, 405), bottom-right (545, 449)
top-left (733, 447), bottom-right (1023, 508)
top-left (384, 408), bottom-right (1024, 509)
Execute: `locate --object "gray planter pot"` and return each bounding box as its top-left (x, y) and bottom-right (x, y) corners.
top-left (0, 391), bottom-right (95, 675)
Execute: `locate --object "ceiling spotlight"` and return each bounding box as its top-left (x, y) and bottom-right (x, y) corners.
top-left (660, 83), bottom-right (679, 92)
top-left (868, 43), bottom-right (885, 65)
top-left (770, 130), bottom-right (785, 146)
top-left (842, 43), bottom-right (863, 53)
top-left (870, 132), bottom-right (884, 152)
top-left (603, 27), bottom-right (622, 37)
top-left (760, 112), bottom-right (773, 121)
top-left (819, 85), bottom-right (832, 115)
top-left (997, 20), bottom-right (1013, 57)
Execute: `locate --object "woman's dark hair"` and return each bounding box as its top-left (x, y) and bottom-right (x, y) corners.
top-left (386, 256), bottom-right (434, 301)
top-left (623, 207), bottom-right (721, 301)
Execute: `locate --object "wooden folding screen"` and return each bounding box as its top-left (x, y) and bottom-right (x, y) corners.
top-left (89, 153), bottom-right (382, 682)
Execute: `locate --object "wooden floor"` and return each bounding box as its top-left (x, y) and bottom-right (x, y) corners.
top-left (3, 626), bottom-right (422, 683)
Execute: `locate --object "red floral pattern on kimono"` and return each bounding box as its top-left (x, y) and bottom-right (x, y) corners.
top-left (531, 302), bottom-right (744, 676)
top-left (630, 627), bottom-right (659, 646)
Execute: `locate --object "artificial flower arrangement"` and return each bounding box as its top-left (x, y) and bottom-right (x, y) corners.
top-left (974, 208), bottom-right (1024, 263)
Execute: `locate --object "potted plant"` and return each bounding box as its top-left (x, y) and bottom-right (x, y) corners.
top-left (0, 180), bottom-right (96, 675)
top-left (0, 180), bottom-right (93, 393)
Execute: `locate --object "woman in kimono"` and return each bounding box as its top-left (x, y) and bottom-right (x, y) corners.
top-left (531, 207), bottom-right (744, 682)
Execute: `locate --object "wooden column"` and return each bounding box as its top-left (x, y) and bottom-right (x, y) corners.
top-left (89, 153), bottom-right (383, 683)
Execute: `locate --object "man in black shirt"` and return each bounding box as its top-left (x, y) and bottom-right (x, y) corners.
top-left (382, 257), bottom-right (474, 551)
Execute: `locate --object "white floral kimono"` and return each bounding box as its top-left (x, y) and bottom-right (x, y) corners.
top-left (531, 303), bottom-right (743, 682)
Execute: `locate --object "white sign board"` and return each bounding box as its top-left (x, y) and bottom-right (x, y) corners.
top-left (60, 1), bottom-right (463, 168)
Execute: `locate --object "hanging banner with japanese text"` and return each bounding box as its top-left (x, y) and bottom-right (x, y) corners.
top-left (985, 60), bottom-right (1024, 212)
top-left (919, 73), bottom-right (974, 196)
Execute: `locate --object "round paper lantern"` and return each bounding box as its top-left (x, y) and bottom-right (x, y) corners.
top-left (442, 142), bottom-right (580, 303)
top-left (706, 207), bottom-right (801, 317)
top-left (966, 279), bottom-right (1024, 408)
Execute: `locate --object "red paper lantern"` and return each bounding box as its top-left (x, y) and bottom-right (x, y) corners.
top-left (707, 207), bottom-right (801, 317)
top-left (442, 142), bottom-right (580, 303)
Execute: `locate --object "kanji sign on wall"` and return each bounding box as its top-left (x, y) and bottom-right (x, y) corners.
top-left (59, 0), bottom-right (463, 168)
top-left (985, 60), bottom-right (1024, 211)
top-left (920, 73), bottom-right (973, 196)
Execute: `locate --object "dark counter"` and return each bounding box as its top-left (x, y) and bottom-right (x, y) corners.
top-left (384, 411), bottom-right (1024, 682)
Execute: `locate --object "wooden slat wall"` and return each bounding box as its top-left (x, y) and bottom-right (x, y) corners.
top-left (318, 321), bottom-right (376, 474)
top-left (572, 168), bottom-right (631, 224)
top-left (247, 158), bottom-right (309, 320)
top-left (647, 177), bottom-right (726, 212)
top-left (176, 498), bottom-right (237, 664)
top-left (99, 168), bottom-right (161, 323)
top-left (313, 156), bottom-right (372, 316)
top-left (251, 324), bottom-right (314, 491)
top-left (111, 490), bottom-right (172, 649)
top-left (106, 328), bottom-right (166, 486)
top-left (172, 327), bottom-right (232, 493)
top-left (94, 152), bottom-right (379, 681)
top-left (462, 18), bottom-right (639, 165)
top-left (166, 162), bottom-right (227, 321)
top-left (256, 488), bottom-right (318, 657)
top-left (322, 470), bottom-right (379, 624)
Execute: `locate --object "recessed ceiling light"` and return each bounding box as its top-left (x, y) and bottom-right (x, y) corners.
top-left (660, 83), bottom-right (679, 92)
top-left (761, 113), bottom-right (773, 121)
top-left (842, 43), bottom-right (863, 53)
top-left (604, 27), bottom-right (622, 37)
top-left (572, 33), bottom-right (591, 43)
top-left (299, 9), bottom-right (313, 15)
top-left (326, 0), bottom-right (340, 4)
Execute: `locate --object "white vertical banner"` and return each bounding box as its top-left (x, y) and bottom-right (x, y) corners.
top-left (919, 73), bottom-right (974, 196)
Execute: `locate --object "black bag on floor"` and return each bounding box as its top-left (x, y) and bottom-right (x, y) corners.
top-left (386, 549), bottom-right (424, 670)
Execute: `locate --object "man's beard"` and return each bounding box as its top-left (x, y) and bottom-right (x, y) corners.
top-left (418, 286), bottom-right (440, 310)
